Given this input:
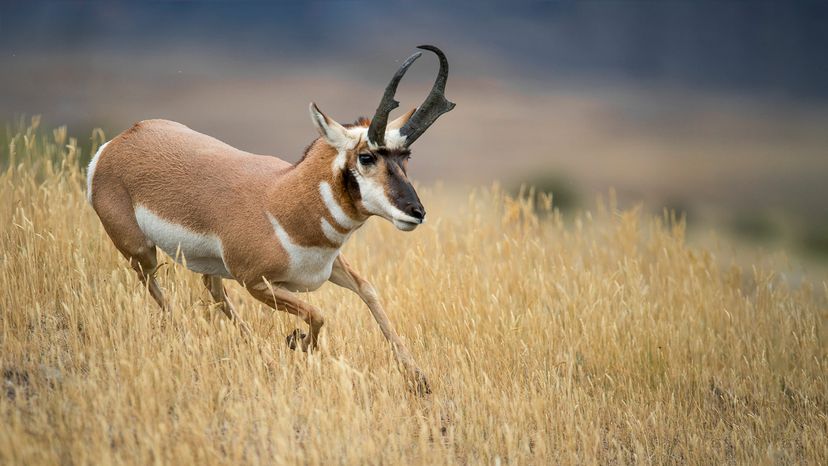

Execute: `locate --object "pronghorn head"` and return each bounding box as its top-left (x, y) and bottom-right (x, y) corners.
top-left (308, 45), bottom-right (455, 232)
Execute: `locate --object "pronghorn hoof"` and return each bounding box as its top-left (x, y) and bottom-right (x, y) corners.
top-left (285, 329), bottom-right (307, 351)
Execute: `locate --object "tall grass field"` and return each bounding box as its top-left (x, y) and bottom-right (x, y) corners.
top-left (1, 120), bottom-right (826, 464)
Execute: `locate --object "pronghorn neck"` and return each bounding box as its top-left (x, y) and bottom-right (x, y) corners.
top-left (298, 136), bottom-right (365, 218)
top-left (266, 137), bottom-right (366, 250)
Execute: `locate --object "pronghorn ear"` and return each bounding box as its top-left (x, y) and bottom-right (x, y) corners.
top-left (309, 102), bottom-right (350, 148)
top-left (387, 108), bottom-right (417, 131)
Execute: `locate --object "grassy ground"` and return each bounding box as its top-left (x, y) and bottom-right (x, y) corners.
top-left (1, 121), bottom-right (826, 464)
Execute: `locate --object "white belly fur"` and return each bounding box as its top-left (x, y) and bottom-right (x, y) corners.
top-left (134, 205), bottom-right (232, 278)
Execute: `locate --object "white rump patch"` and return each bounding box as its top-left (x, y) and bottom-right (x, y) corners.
top-left (134, 205), bottom-right (232, 278)
top-left (86, 141), bottom-right (110, 204)
top-left (267, 213), bottom-right (341, 292)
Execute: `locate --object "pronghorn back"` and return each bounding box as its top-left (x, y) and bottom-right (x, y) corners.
top-left (89, 119), bottom-right (292, 229)
top-left (88, 119), bottom-right (296, 281)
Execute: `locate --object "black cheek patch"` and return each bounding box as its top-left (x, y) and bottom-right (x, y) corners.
top-left (342, 167), bottom-right (362, 203)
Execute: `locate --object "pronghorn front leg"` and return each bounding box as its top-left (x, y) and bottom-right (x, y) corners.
top-left (248, 282), bottom-right (325, 352)
top-left (329, 255), bottom-right (430, 395)
top-left (202, 275), bottom-right (252, 337)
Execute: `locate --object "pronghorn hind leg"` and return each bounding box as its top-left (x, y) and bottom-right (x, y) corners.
top-left (129, 248), bottom-right (168, 312)
top-left (329, 255), bottom-right (430, 395)
top-left (247, 282), bottom-right (324, 352)
top-left (202, 275), bottom-right (252, 336)
top-left (93, 187), bottom-right (169, 312)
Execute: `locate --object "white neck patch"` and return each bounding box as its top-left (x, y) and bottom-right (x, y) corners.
top-left (320, 218), bottom-right (350, 244)
top-left (267, 213), bottom-right (340, 292)
top-left (319, 181), bottom-right (361, 230)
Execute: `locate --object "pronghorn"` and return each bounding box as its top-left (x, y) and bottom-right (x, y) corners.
top-left (87, 45), bottom-right (454, 393)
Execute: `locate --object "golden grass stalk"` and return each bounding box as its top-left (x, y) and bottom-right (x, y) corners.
top-left (1, 121), bottom-right (826, 464)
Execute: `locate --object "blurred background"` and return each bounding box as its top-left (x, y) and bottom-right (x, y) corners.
top-left (2, 1), bottom-right (827, 262)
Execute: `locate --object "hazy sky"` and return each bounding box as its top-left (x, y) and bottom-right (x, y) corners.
top-left (3, 1), bottom-right (828, 100)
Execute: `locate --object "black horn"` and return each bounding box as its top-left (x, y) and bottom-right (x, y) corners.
top-left (399, 45), bottom-right (456, 146)
top-left (367, 51), bottom-right (422, 147)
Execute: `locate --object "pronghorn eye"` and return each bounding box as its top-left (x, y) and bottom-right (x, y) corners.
top-left (358, 153), bottom-right (376, 165)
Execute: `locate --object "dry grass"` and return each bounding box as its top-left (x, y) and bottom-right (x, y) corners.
top-left (1, 120), bottom-right (826, 465)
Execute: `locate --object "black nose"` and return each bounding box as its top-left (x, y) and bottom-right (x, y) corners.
top-left (407, 205), bottom-right (426, 221)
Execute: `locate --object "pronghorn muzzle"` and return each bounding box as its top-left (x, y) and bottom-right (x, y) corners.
top-left (367, 45), bottom-right (456, 148)
top-left (389, 160), bottom-right (425, 222)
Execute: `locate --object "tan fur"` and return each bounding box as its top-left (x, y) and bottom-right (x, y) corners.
top-left (89, 115), bottom-right (429, 394)
top-left (92, 119), bottom-right (362, 284)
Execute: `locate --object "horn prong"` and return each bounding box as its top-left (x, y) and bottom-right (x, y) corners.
top-left (367, 51), bottom-right (422, 147)
top-left (399, 45), bottom-right (456, 146)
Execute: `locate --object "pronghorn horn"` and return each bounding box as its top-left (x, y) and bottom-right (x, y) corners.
top-left (367, 51), bottom-right (422, 147)
top-left (399, 45), bottom-right (456, 146)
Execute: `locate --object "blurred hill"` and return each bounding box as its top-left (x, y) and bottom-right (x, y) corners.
top-left (2, 1), bottom-right (827, 230)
